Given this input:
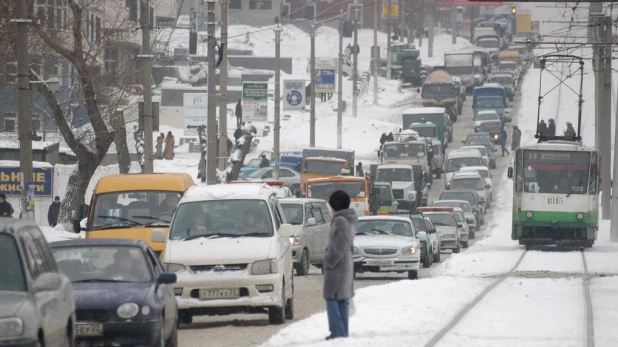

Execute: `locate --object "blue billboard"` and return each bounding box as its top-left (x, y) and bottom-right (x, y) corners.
top-left (315, 68), bottom-right (336, 93)
top-left (0, 167), bottom-right (53, 196)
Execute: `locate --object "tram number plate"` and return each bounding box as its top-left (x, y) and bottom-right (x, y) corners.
top-left (547, 197), bottom-right (564, 205)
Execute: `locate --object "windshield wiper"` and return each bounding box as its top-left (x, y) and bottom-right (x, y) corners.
top-left (371, 228), bottom-right (396, 236)
top-left (132, 215), bottom-right (171, 223)
top-left (240, 232), bottom-right (271, 237)
top-left (566, 181), bottom-right (584, 198)
top-left (96, 215), bottom-right (141, 226)
top-left (94, 223), bottom-right (141, 230)
top-left (72, 279), bottom-right (129, 283)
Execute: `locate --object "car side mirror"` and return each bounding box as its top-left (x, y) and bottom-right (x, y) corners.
top-left (306, 217), bottom-right (316, 226)
top-left (456, 223), bottom-right (464, 228)
top-left (417, 231), bottom-right (427, 238)
top-left (151, 229), bottom-right (167, 243)
top-left (485, 183), bottom-right (491, 188)
top-left (427, 228), bottom-right (436, 234)
top-left (34, 272), bottom-right (62, 292)
top-left (507, 167), bottom-right (513, 179)
top-left (279, 223), bottom-right (295, 237)
top-left (157, 273), bottom-right (177, 285)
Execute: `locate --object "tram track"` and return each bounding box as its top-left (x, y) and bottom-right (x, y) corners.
top-left (423, 247), bottom-right (596, 347)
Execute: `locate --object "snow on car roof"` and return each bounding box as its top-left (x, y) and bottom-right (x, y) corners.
top-left (279, 198), bottom-right (326, 204)
top-left (181, 183), bottom-right (274, 203)
top-left (403, 107), bottom-right (446, 114)
top-left (476, 110), bottom-right (499, 115)
top-left (359, 216), bottom-right (413, 223)
top-left (377, 164), bottom-right (414, 170)
top-left (460, 166), bottom-right (489, 171)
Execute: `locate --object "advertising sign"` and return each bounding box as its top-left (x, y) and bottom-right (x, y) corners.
top-left (382, 2), bottom-right (398, 17)
top-left (242, 82), bottom-right (269, 122)
top-left (26, 184), bottom-right (35, 210)
top-left (183, 93), bottom-right (207, 136)
top-left (314, 59), bottom-right (337, 94)
top-left (283, 79), bottom-right (306, 110)
top-left (0, 168), bottom-right (53, 196)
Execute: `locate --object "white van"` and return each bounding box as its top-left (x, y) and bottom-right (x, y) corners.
top-left (153, 183), bottom-right (295, 325)
top-left (450, 171), bottom-right (491, 209)
top-left (444, 150), bottom-right (483, 189)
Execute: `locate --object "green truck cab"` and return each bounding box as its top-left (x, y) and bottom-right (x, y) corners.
top-left (402, 107), bottom-right (453, 149)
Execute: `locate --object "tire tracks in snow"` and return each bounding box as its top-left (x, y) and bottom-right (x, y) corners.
top-left (423, 248), bottom-right (596, 347)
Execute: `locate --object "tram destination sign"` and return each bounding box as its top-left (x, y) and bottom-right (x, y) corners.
top-left (523, 151), bottom-right (589, 164)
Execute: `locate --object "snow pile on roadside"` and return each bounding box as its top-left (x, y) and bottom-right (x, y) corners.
top-left (40, 225), bottom-right (83, 243)
top-left (262, 277), bottom-right (490, 347)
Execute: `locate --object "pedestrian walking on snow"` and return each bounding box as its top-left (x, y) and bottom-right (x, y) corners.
top-left (511, 125), bottom-right (521, 151)
top-left (499, 127), bottom-right (510, 156)
top-left (164, 131), bottom-right (175, 160)
top-left (235, 99), bottom-right (243, 127)
top-left (48, 196), bottom-right (61, 227)
top-left (0, 193), bottom-right (14, 218)
top-left (155, 133), bottom-right (164, 159)
top-left (323, 190), bottom-right (357, 340)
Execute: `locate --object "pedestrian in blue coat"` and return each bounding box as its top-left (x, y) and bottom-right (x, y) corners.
top-left (499, 127), bottom-right (510, 156)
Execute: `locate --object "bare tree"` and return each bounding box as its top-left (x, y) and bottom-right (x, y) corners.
top-left (217, 124), bottom-right (256, 183)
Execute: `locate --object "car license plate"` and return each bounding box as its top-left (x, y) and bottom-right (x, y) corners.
top-left (367, 259), bottom-right (394, 267)
top-left (74, 323), bottom-right (103, 337)
top-left (199, 288), bottom-right (239, 300)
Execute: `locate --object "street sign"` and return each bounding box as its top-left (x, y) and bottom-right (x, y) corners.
top-left (533, 60), bottom-right (541, 69)
top-left (314, 58), bottom-right (337, 94)
top-left (382, 2), bottom-right (398, 17)
top-left (436, 1), bottom-right (502, 6)
top-left (183, 93), bottom-right (207, 136)
top-left (242, 82), bottom-right (268, 122)
top-left (283, 79), bottom-right (306, 111)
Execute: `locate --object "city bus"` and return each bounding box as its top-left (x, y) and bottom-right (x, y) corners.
top-left (301, 157), bottom-right (348, 195)
top-left (508, 140), bottom-right (599, 249)
top-left (306, 176), bottom-right (370, 217)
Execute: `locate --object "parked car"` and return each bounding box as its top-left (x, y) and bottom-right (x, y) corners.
top-left (279, 199), bottom-right (332, 276)
top-left (432, 199), bottom-right (478, 238)
top-left (450, 171), bottom-right (491, 209)
top-left (460, 166), bottom-right (494, 203)
top-left (154, 183), bottom-right (296, 325)
top-left (354, 216), bottom-right (421, 279)
top-left (416, 207), bottom-right (462, 254)
top-left (438, 189), bottom-right (485, 225)
top-left (51, 239), bottom-right (178, 347)
top-left (241, 166), bottom-right (301, 195)
top-left (239, 158), bottom-right (264, 177)
top-left (0, 219), bottom-right (75, 347)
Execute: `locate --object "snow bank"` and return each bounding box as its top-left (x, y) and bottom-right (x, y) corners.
top-left (590, 276), bottom-right (618, 346)
top-left (40, 225), bottom-right (83, 243)
top-left (262, 277), bottom-right (490, 347)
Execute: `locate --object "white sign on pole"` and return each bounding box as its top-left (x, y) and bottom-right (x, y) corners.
top-left (283, 79), bottom-right (306, 110)
top-left (183, 93), bottom-right (207, 136)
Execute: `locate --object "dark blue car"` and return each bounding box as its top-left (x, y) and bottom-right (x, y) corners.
top-left (50, 239), bottom-right (178, 347)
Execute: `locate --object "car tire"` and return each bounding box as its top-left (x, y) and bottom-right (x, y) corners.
top-left (408, 270), bottom-right (418, 280)
top-left (268, 285), bottom-right (286, 325)
top-left (462, 241), bottom-right (468, 248)
top-left (65, 320), bottom-right (75, 347)
top-left (165, 321), bottom-right (178, 347)
top-left (436, 170), bottom-right (442, 179)
top-left (154, 324), bottom-right (165, 347)
top-left (433, 246), bottom-right (441, 262)
top-left (285, 278), bottom-right (295, 320)
top-left (423, 252), bottom-right (431, 268)
top-left (295, 249), bottom-right (309, 276)
top-left (469, 230), bottom-right (476, 239)
top-left (453, 244), bottom-right (460, 254)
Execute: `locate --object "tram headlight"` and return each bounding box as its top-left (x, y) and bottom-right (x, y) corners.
top-left (577, 213), bottom-right (584, 220)
top-left (526, 211), bottom-right (533, 218)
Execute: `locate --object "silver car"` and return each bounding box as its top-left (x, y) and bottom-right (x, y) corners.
top-left (279, 199), bottom-right (332, 276)
top-left (243, 166), bottom-right (301, 196)
top-left (432, 199), bottom-right (478, 238)
top-left (421, 211), bottom-right (462, 254)
top-left (354, 216), bottom-right (421, 280)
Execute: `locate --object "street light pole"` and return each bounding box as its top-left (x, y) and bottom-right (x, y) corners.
top-left (206, 0), bottom-right (218, 184)
top-left (15, 0), bottom-right (33, 220)
top-left (273, 23), bottom-right (282, 179)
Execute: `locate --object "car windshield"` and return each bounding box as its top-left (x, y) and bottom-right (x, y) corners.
top-left (448, 66), bottom-right (473, 75)
top-left (422, 84), bottom-right (456, 98)
top-left (376, 185), bottom-right (393, 204)
top-left (499, 63), bottom-right (517, 71)
top-left (466, 135), bottom-right (492, 146)
top-left (446, 157), bottom-right (481, 172)
top-left (247, 167), bottom-right (272, 178)
top-left (169, 200), bottom-right (274, 240)
top-left (280, 203), bottom-right (303, 225)
top-left (480, 122), bottom-right (503, 131)
top-left (304, 160), bottom-right (345, 175)
top-left (0, 234), bottom-right (26, 292)
top-left (53, 246), bottom-right (153, 283)
top-left (426, 214), bottom-right (456, 226)
top-left (478, 39), bottom-right (499, 48)
top-left (411, 217), bottom-right (426, 231)
top-left (491, 76), bottom-right (513, 85)
top-left (463, 147), bottom-right (487, 156)
top-left (476, 113), bottom-right (499, 121)
top-left (440, 192), bottom-right (475, 205)
top-left (308, 180), bottom-right (366, 199)
top-left (409, 126), bottom-right (437, 138)
top-left (356, 220), bottom-right (414, 237)
top-left (383, 143), bottom-right (426, 158)
top-left (452, 178), bottom-right (484, 190)
top-left (477, 98), bottom-right (503, 108)
top-left (247, 159), bottom-right (262, 168)
top-left (376, 168), bottom-right (412, 182)
top-left (463, 169), bottom-right (489, 179)
top-left (434, 201), bottom-right (472, 213)
top-left (90, 190), bottom-right (183, 230)
top-left (453, 212), bottom-right (465, 222)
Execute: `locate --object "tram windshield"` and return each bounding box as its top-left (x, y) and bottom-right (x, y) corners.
top-left (520, 150), bottom-right (591, 194)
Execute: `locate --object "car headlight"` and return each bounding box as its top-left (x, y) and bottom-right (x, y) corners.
top-left (0, 318), bottom-right (23, 337)
top-left (401, 246), bottom-right (417, 255)
top-left (353, 246), bottom-right (361, 256)
top-left (577, 213), bottom-right (584, 220)
top-left (117, 303), bottom-right (139, 319)
top-left (164, 263), bottom-right (186, 273)
top-left (493, 134), bottom-right (499, 139)
top-left (289, 236), bottom-right (300, 245)
top-left (526, 211), bottom-right (533, 218)
top-left (251, 259), bottom-right (278, 275)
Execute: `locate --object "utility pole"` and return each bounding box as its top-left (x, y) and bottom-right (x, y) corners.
top-left (141, 0), bottom-right (154, 173)
top-left (612, 66), bottom-right (618, 241)
top-left (591, 12), bottom-right (601, 152)
top-left (600, 16), bottom-right (612, 219)
top-left (399, 0), bottom-right (405, 43)
top-left (386, 0), bottom-right (392, 80)
top-left (352, 5), bottom-right (359, 118)
top-left (206, 0), bottom-right (217, 184)
top-left (15, 0), bottom-right (33, 219)
top-left (273, 23), bottom-right (282, 179)
top-left (218, 0), bottom-right (228, 170)
top-left (337, 10), bottom-right (344, 149)
top-left (189, 0), bottom-right (197, 54)
top-left (428, 0), bottom-right (434, 58)
top-left (451, 7), bottom-right (457, 44)
top-left (310, 23), bottom-right (316, 147)
top-left (470, 6), bottom-right (475, 43)
top-left (373, 1), bottom-right (379, 106)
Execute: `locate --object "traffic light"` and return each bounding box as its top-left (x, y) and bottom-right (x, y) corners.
top-left (511, 6), bottom-right (517, 15)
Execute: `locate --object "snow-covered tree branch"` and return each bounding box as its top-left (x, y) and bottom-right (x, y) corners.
top-left (217, 124), bottom-right (257, 183)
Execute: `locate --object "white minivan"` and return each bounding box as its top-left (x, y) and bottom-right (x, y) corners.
top-left (444, 149), bottom-right (483, 189)
top-left (153, 183), bottom-right (296, 325)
